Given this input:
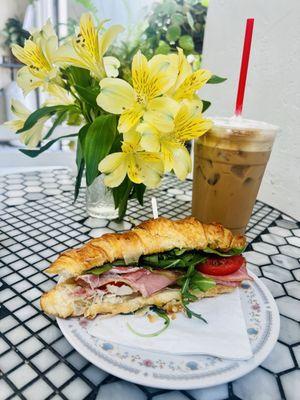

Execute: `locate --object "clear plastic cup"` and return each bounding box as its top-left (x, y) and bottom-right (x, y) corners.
top-left (192, 116), bottom-right (278, 234)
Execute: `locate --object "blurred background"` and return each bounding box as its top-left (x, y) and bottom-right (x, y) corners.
top-left (0, 0), bottom-right (299, 219)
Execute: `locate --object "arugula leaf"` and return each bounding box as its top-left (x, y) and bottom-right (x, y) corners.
top-left (87, 265), bottom-right (113, 275)
top-left (203, 246), bottom-right (246, 257)
top-left (177, 263), bottom-right (214, 323)
top-left (189, 272), bottom-right (216, 292)
top-left (173, 248), bottom-right (188, 256)
top-left (86, 259), bottom-right (136, 275)
top-left (182, 301), bottom-right (207, 323)
top-left (141, 251), bottom-right (207, 270)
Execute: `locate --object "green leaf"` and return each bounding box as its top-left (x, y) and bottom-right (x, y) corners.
top-left (155, 40), bottom-right (171, 55)
top-left (203, 246), bottom-right (246, 257)
top-left (131, 183), bottom-right (146, 206)
top-left (189, 272), bottom-right (216, 292)
top-left (74, 84), bottom-right (100, 107)
top-left (17, 105), bottom-right (71, 133)
top-left (19, 133), bottom-right (77, 158)
top-left (74, 158), bottom-right (84, 202)
top-left (171, 13), bottom-right (185, 25)
top-left (44, 110), bottom-right (68, 140)
top-left (202, 100), bottom-right (211, 112)
top-left (186, 11), bottom-right (195, 30)
top-left (182, 301), bottom-right (207, 323)
top-left (178, 35), bottom-right (194, 52)
top-left (87, 265), bottom-right (114, 276)
top-left (117, 178), bottom-right (133, 220)
top-left (207, 75), bottom-right (227, 84)
top-left (166, 25), bottom-right (181, 42)
top-left (74, 124), bottom-right (89, 202)
top-left (84, 115), bottom-right (117, 186)
top-left (66, 66), bottom-right (91, 87)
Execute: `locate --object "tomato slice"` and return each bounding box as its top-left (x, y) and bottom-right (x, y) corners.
top-left (196, 255), bottom-right (245, 276)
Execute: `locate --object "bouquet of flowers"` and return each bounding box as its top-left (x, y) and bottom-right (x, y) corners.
top-left (6, 13), bottom-right (224, 219)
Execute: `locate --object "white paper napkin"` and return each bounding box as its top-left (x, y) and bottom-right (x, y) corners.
top-left (87, 288), bottom-right (253, 360)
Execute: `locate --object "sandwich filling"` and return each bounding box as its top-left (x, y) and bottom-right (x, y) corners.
top-left (71, 247), bottom-right (251, 319)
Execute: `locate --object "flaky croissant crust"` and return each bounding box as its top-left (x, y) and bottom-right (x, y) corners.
top-left (45, 217), bottom-right (246, 278)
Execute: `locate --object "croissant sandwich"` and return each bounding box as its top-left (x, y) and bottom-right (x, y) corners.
top-left (41, 217), bottom-right (250, 320)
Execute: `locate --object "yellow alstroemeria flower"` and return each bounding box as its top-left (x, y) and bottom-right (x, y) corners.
top-left (168, 48), bottom-right (212, 102)
top-left (99, 131), bottom-right (163, 188)
top-left (5, 99), bottom-right (48, 148)
top-left (138, 102), bottom-right (212, 180)
top-left (12, 20), bottom-right (60, 95)
top-left (97, 51), bottom-right (179, 133)
top-left (54, 13), bottom-right (123, 80)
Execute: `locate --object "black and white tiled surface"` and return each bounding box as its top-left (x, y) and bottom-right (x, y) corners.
top-left (0, 168), bottom-right (299, 400)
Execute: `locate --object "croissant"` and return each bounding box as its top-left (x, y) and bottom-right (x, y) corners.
top-left (45, 217), bottom-right (246, 278)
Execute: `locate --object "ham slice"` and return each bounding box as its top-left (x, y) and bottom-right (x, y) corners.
top-left (76, 269), bottom-right (178, 297)
top-left (203, 265), bottom-right (252, 288)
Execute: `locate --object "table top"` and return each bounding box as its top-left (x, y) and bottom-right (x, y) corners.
top-left (0, 168), bottom-right (299, 400)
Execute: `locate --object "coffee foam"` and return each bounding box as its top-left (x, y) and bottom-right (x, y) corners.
top-left (210, 115), bottom-right (278, 131)
top-left (199, 116), bottom-right (278, 152)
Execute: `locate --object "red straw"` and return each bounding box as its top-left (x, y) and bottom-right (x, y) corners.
top-left (235, 18), bottom-right (254, 116)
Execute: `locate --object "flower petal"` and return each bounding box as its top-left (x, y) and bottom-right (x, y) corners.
top-left (145, 96), bottom-right (179, 132)
top-left (172, 145), bottom-right (192, 180)
top-left (103, 164), bottom-right (127, 188)
top-left (137, 152), bottom-right (164, 188)
top-left (99, 152), bottom-right (125, 173)
top-left (79, 13), bottom-right (98, 55)
top-left (122, 130), bottom-right (141, 148)
top-left (148, 54), bottom-right (178, 95)
top-left (172, 48), bottom-right (192, 92)
top-left (97, 78), bottom-right (135, 114)
top-left (54, 42), bottom-right (82, 66)
top-left (16, 66), bottom-right (43, 95)
top-left (103, 56), bottom-right (120, 77)
top-left (174, 69), bottom-right (212, 100)
top-left (10, 99), bottom-right (30, 119)
top-left (99, 152), bottom-right (128, 187)
top-left (138, 123), bottom-right (160, 152)
top-left (174, 102), bottom-right (213, 141)
top-left (126, 154), bottom-right (142, 184)
top-left (44, 84), bottom-right (74, 106)
top-left (118, 106), bottom-right (143, 133)
top-left (98, 25), bottom-right (124, 56)
top-left (131, 51), bottom-right (150, 94)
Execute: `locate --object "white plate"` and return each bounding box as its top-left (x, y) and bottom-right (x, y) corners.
top-left (57, 273), bottom-right (280, 390)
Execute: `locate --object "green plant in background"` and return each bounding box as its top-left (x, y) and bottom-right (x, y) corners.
top-left (145, 0), bottom-right (208, 57)
top-left (1, 18), bottom-right (30, 54)
top-left (111, 0), bottom-right (209, 80)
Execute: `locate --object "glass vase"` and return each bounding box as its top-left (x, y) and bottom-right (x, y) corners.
top-left (86, 175), bottom-right (118, 220)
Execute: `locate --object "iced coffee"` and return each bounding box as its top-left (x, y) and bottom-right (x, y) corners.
top-left (192, 117), bottom-right (278, 234)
